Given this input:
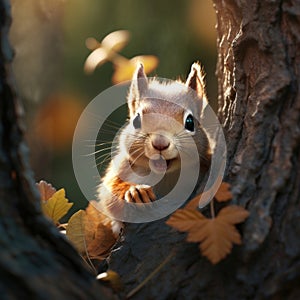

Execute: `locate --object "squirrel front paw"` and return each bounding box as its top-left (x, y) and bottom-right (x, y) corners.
top-left (124, 185), bottom-right (156, 203)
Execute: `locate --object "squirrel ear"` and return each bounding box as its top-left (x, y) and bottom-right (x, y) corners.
top-left (186, 63), bottom-right (206, 100)
top-left (128, 63), bottom-right (148, 117)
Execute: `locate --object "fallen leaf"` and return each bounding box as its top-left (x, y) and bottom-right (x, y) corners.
top-left (185, 181), bottom-right (232, 209)
top-left (215, 182), bottom-right (233, 202)
top-left (66, 202), bottom-right (118, 260)
top-left (37, 180), bottom-right (56, 201)
top-left (217, 205), bottom-right (250, 224)
top-left (166, 205), bottom-right (249, 264)
top-left (42, 189), bottom-right (73, 224)
top-left (66, 210), bottom-right (87, 254)
top-left (187, 219), bottom-right (242, 264)
top-left (85, 222), bottom-right (116, 260)
top-left (166, 209), bottom-right (207, 231)
top-left (85, 201), bottom-right (113, 229)
top-left (184, 190), bottom-right (210, 210)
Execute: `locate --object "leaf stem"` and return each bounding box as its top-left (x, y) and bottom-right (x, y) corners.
top-left (126, 250), bottom-right (175, 299)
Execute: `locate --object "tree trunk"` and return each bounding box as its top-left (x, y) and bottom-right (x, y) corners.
top-left (0, 1), bottom-right (111, 298)
top-left (109, 0), bottom-right (300, 299)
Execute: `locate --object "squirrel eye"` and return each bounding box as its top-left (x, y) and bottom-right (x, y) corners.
top-left (185, 114), bottom-right (195, 132)
top-left (133, 113), bottom-right (141, 129)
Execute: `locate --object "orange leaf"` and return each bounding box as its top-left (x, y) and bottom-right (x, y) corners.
top-left (196, 221), bottom-right (241, 264)
top-left (185, 181), bottom-right (232, 209)
top-left (185, 216), bottom-right (242, 264)
top-left (217, 205), bottom-right (250, 224)
top-left (166, 209), bottom-right (206, 232)
top-left (37, 180), bottom-right (56, 201)
top-left (166, 204), bottom-right (249, 264)
top-left (214, 182), bottom-right (233, 202)
top-left (85, 222), bottom-right (116, 260)
top-left (67, 202), bottom-right (121, 260)
top-left (85, 201), bottom-right (112, 229)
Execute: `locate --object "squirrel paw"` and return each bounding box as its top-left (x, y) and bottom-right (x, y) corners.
top-left (124, 185), bottom-right (156, 203)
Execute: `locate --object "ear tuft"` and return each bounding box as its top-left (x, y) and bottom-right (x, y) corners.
top-left (135, 63), bottom-right (148, 94)
top-left (186, 62), bottom-right (206, 100)
top-left (127, 63), bottom-right (148, 117)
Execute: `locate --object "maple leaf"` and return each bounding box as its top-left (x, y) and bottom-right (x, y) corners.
top-left (37, 180), bottom-right (56, 201)
top-left (217, 205), bottom-right (250, 224)
top-left (66, 203), bottom-right (117, 260)
top-left (214, 182), bottom-right (233, 202)
top-left (42, 189), bottom-right (73, 224)
top-left (166, 206), bottom-right (249, 264)
top-left (185, 181), bottom-right (233, 209)
top-left (166, 209), bottom-right (207, 231)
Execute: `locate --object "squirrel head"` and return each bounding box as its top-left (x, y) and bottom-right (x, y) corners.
top-left (122, 63), bottom-right (209, 174)
top-left (128, 63), bottom-right (206, 118)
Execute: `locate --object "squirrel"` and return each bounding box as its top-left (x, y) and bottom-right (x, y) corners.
top-left (96, 63), bottom-right (211, 221)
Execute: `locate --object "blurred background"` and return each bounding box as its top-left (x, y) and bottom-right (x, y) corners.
top-left (10, 0), bottom-right (217, 215)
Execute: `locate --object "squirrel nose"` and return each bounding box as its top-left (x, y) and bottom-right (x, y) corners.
top-left (151, 135), bottom-right (170, 151)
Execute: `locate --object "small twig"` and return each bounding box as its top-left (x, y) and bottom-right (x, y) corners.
top-left (210, 199), bottom-right (216, 219)
top-left (126, 250), bottom-right (175, 299)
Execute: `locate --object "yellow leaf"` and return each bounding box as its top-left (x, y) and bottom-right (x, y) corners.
top-left (214, 182), bottom-right (233, 202)
top-left (36, 180), bottom-right (56, 201)
top-left (66, 210), bottom-right (87, 254)
top-left (41, 189), bottom-right (73, 224)
top-left (112, 55), bottom-right (159, 84)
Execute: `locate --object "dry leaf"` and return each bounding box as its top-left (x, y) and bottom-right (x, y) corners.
top-left (66, 203), bottom-right (117, 260)
top-left (187, 219), bottom-right (242, 264)
top-left (85, 201), bottom-right (112, 229)
top-left (85, 223), bottom-right (116, 260)
top-left (42, 189), bottom-right (73, 224)
top-left (185, 181), bottom-right (232, 209)
top-left (217, 205), bottom-right (250, 224)
top-left (37, 180), bottom-right (56, 201)
top-left (215, 182), bottom-right (232, 202)
top-left (166, 209), bottom-right (207, 231)
top-left (166, 205), bottom-right (249, 264)
top-left (66, 210), bottom-right (87, 254)
top-left (184, 189), bottom-right (211, 210)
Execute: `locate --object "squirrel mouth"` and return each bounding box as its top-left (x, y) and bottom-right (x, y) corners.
top-left (149, 156), bottom-right (171, 173)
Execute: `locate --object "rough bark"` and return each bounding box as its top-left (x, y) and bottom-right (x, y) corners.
top-left (0, 1), bottom-right (111, 299)
top-left (109, 0), bottom-right (300, 299)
